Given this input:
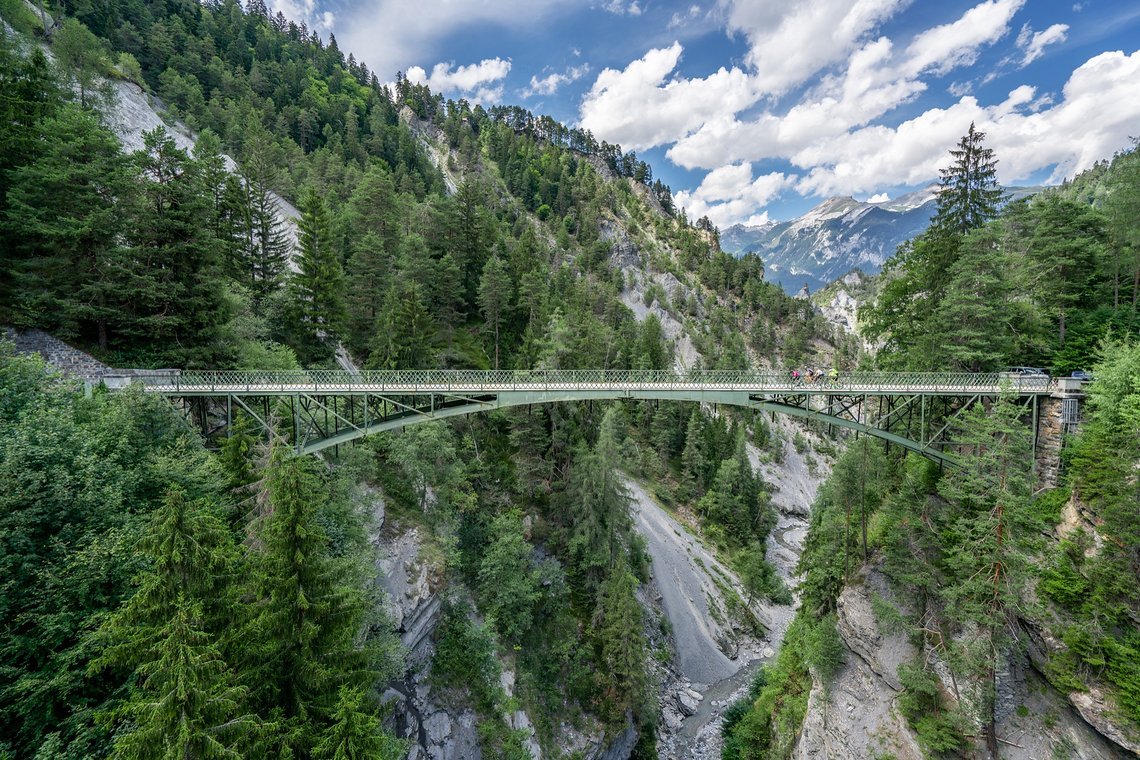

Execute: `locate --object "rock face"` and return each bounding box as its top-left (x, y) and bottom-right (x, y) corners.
top-left (834, 575), bottom-right (913, 693)
top-left (601, 220), bottom-right (702, 371)
top-left (793, 570), bottom-right (924, 760)
top-left (794, 564), bottom-right (1135, 760)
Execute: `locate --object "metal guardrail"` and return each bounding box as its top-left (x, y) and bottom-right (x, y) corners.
top-left (123, 369), bottom-right (1057, 395)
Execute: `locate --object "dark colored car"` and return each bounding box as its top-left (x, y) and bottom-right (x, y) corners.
top-left (1071, 370), bottom-right (1094, 381)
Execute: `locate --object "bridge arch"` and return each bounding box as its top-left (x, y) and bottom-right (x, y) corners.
top-left (124, 369), bottom-right (1059, 466)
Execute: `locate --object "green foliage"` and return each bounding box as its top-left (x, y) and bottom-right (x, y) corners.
top-left (0, 353), bottom-right (232, 756)
top-left (896, 659), bottom-right (966, 755)
top-left (722, 616), bottom-right (815, 759)
top-left (288, 187), bottom-right (346, 363)
top-left (312, 686), bottom-right (406, 760)
top-left (801, 614), bottom-right (845, 681)
top-left (477, 510), bottom-right (541, 643)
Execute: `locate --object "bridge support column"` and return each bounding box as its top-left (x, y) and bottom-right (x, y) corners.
top-left (1035, 379), bottom-right (1086, 489)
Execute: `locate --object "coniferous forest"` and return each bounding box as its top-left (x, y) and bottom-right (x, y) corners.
top-left (1, 0), bottom-right (1139, 758)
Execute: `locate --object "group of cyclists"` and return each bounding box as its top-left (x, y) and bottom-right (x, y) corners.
top-left (789, 366), bottom-right (840, 386)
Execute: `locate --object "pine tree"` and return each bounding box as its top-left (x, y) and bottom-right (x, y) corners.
top-left (344, 232), bottom-right (393, 359)
top-left (934, 225), bottom-right (1010, 371)
top-left (238, 133), bottom-right (290, 308)
top-left (289, 187), bottom-right (347, 363)
top-left (566, 408), bottom-right (632, 598)
top-left (91, 488), bottom-right (250, 757)
top-left (477, 510), bottom-right (541, 643)
top-left (681, 409), bottom-right (706, 497)
top-left (863, 124), bottom-right (1005, 367)
top-left (107, 598), bottom-right (253, 759)
top-left (369, 279), bottom-right (435, 369)
top-left (125, 127), bottom-right (230, 365)
top-left (593, 561), bottom-right (645, 714)
top-left (1025, 195), bottom-right (1105, 346)
top-left (0, 44), bottom-right (58, 319)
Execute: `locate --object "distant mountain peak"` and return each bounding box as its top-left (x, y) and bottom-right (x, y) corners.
top-left (721, 183), bottom-right (1040, 294)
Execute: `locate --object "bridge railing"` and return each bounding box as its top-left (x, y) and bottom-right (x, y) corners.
top-left (128, 369), bottom-right (1055, 394)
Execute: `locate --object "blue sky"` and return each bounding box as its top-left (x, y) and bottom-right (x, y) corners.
top-left (282, 0), bottom-right (1140, 225)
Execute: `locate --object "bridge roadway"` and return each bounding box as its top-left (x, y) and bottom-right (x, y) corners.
top-left (130, 369), bottom-right (1056, 397)
top-left (120, 369), bottom-right (1059, 460)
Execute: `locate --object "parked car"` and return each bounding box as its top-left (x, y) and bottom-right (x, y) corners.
top-left (1005, 366), bottom-right (1049, 377)
top-left (1071, 370), bottom-right (1094, 381)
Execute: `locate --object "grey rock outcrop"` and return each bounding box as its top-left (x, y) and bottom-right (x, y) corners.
top-left (793, 570), bottom-right (923, 760)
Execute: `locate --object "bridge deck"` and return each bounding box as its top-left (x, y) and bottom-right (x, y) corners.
top-left (124, 369), bottom-right (1057, 397)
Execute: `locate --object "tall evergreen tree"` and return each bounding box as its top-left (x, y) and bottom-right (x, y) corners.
top-left (937, 395), bottom-right (1034, 757)
top-left (125, 127), bottom-right (230, 365)
top-left (289, 187), bottom-right (346, 363)
top-left (3, 105), bottom-right (130, 346)
top-left (243, 448), bottom-right (371, 750)
top-left (105, 598), bottom-right (253, 759)
top-left (863, 124), bottom-right (1005, 367)
top-left (238, 132), bottom-right (291, 308)
top-left (931, 122), bottom-right (1007, 236)
top-left (565, 408), bottom-right (632, 598)
top-left (478, 254), bottom-right (511, 369)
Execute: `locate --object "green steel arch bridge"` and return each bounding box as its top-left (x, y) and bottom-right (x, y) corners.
top-left (115, 369), bottom-right (1071, 465)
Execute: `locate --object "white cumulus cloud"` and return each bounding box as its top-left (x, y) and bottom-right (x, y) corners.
top-left (269, 0), bottom-right (334, 31)
top-left (336, 0), bottom-right (575, 81)
top-left (578, 42), bottom-right (757, 151)
top-left (719, 0), bottom-right (906, 95)
top-left (793, 49), bottom-right (1140, 197)
top-left (673, 165), bottom-right (790, 228)
top-left (406, 58), bottom-right (512, 103)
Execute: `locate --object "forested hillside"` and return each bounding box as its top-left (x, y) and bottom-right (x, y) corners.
top-left (0, 1), bottom-right (851, 757)
top-left (722, 127), bottom-right (1140, 758)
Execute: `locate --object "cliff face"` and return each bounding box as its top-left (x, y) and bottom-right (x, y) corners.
top-left (787, 557), bottom-right (1136, 760)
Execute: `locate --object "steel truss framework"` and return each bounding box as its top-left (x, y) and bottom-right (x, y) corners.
top-left (130, 370), bottom-right (1055, 462)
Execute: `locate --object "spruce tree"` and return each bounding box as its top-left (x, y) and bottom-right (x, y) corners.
top-left (934, 225), bottom-right (1010, 370)
top-left (289, 187), bottom-right (346, 363)
top-left (368, 279), bottom-right (435, 370)
top-left (107, 598), bottom-right (253, 760)
top-left (566, 408), bottom-right (632, 598)
top-left (937, 395), bottom-right (1034, 757)
top-left (478, 255), bottom-right (512, 369)
top-left (932, 123), bottom-right (1007, 236)
top-left (3, 105), bottom-right (130, 346)
top-left (593, 561), bottom-right (645, 715)
top-left (239, 135), bottom-right (290, 309)
top-left (91, 488), bottom-right (250, 757)
top-left (125, 127), bottom-right (230, 365)
top-left (242, 448), bottom-right (370, 739)
top-left (681, 409), bottom-right (706, 497)
top-left (344, 232), bottom-right (393, 359)
top-left (863, 124), bottom-right (1006, 367)
top-left (312, 687), bottom-right (404, 760)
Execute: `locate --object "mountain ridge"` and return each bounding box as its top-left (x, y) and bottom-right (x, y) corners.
top-left (722, 185), bottom-right (1044, 294)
